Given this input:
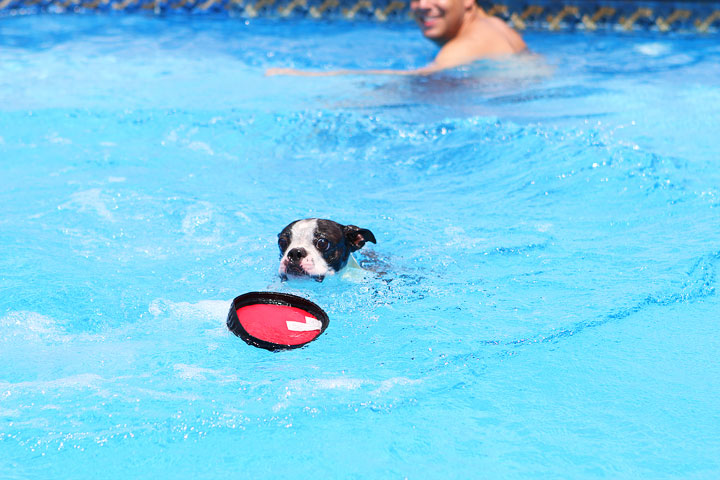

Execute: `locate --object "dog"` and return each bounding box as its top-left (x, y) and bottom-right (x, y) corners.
top-left (278, 218), bottom-right (376, 282)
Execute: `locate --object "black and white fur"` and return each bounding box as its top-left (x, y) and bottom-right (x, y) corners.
top-left (278, 218), bottom-right (376, 281)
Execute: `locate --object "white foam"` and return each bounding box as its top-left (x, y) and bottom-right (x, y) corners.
top-left (0, 373), bottom-right (104, 392)
top-left (0, 311), bottom-right (69, 344)
top-left (173, 363), bottom-right (233, 381)
top-left (304, 376), bottom-right (420, 393)
top-left (635, 42), bottom-right (670, 56)
top-left (174, 363), bottom-right (215, 380)
top-left (1, 310), bottom-right (55, 334)
top-left (148, 298), bottom-right (229, 321)
top-left (181, 201), bottom-right (213, 233)
top-left (273, 377), bottom-right (368, 410)
top-left (371, 377), bottom-right (422, 395)
top-left (535, 222), bottom-right (553, 233)
top-left (46, 132), bottom-right (72, 145)
top-left (58, 188), bottom-right (115, 222)
top-left (311, 378), bottom-right (369, 390)
top-left (0, 311), bottom-right (108, 347)
top-left (162, 126), bottom-right (214, 155)
top-left (442, 225), bottom-right (485, 248)
top-left (180, 201), bottom-right (227, 244)
top-left (164, 128), bottom-right (179, 144)
top-left (187, 141), bottom-right (214, 156)
top-left (273, 376), bottom-right (422, 410)
top-left (234, 211), bottom-right (252, 223)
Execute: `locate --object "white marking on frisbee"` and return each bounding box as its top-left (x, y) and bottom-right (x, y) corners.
top-left (286, 316), bottom-right (322, 332)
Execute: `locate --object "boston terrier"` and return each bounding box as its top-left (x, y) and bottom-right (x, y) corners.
top-left (278, 218), bottom-right (376, 281)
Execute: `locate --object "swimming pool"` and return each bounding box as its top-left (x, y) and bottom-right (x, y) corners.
top-left (1, 13), bottom-right (719, 478)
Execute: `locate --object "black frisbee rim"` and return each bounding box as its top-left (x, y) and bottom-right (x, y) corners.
top-left (226, 291), bottom-right (330, 351)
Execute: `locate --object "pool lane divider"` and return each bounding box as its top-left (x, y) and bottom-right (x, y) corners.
top-left (227, 291), bottom-right (330, 351)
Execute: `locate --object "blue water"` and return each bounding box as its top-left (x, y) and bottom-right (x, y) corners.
top-left (1, 14), bottom-right (720, 479)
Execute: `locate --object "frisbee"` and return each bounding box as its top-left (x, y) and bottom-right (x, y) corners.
top-left (226, 292), bottom-right (329, 351)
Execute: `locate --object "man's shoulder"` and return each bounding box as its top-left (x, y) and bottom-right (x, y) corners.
top-left (472, 16), bottom-right (527, 53)
top-left (433, 37), bottom-right (484, 69)
top-left (429, 14), bottom-right (527, 70)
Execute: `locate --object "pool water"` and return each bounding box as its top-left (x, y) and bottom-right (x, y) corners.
top-left (1, 14), bottom-right (719, 478)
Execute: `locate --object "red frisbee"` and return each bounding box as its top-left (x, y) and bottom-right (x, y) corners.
top-left (226, 292), bottom-right (330, 351)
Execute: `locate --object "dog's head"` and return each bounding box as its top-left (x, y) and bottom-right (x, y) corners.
top-left (278, 218), bottom-right (376, 281)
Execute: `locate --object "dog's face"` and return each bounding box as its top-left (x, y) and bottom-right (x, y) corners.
top-left (278, 218), bottom-right (376, 281)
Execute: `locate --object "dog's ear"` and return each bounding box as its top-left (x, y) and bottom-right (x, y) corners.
top-left (344, 225), bottom-right (377, 252)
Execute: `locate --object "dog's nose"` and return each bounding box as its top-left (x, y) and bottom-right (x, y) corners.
top-left (287, 247), bottom-right (307, 263)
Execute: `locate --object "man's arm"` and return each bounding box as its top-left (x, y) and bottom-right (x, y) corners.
top-left (265, 65), bottom-right (443, 77)
top-left (264, 37), bottom-right (496, 77)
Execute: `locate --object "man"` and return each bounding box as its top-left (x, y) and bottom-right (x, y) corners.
top-left (266, 0), bottom-right (527, 76)
top-left (414, 0), bottom-right (527, 69)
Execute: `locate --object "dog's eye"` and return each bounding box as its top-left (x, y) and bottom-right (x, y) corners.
top-left (315, 238), bottom-right (331, 252)
top-left (278, 238), bottom-right (288, 251)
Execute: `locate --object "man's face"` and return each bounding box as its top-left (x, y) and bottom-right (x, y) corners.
top-left (410, 0), bottom-right (467, 45)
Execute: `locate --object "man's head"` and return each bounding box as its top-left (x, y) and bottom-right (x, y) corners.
top-left (410, 0), bottom-right (477, 45)
top-left (278, 219), bottom-right (376, 281)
